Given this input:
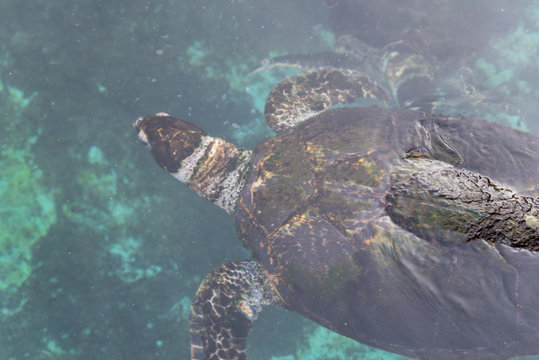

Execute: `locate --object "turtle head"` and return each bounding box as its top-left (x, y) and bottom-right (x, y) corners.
top-left (134, 112), bottom-right (207, 173)
top-left (134, 113), bottom-right (252, 214)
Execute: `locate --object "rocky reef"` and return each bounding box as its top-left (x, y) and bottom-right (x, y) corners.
top-left (0, 58), bottom-right (56, 311)
top-left (271, 325), bottom-right (410, 360)
top-left (1, 1), bottom-right (538, 359)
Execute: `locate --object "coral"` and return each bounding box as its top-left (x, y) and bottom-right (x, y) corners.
top-left (167, 296), bottom-right (193, 322)
top-left (61, 145), bottom-right (164, 283)
top-left (271, 326), bottom-right (411, 360)
top-left (0, 145), bottom-right (56, 292)
top-left (0, 64), bottom-right (56, 297)
top-left (183, 42), bottom-right (290, 141)
top-left (472, 4), bottom-right (539, 132)
top-left (108, 236), bottom-right (162, 283)
top-left (490, 18), bottom-right (539, 69)
top-left (0, 146), bottom-right (56, 291)
top-left (62, 145), bottom-right (149, 233)
top-left (182, 41), bottom-right (317, 147)
top-left (474, 58), bottom-right (514, 89)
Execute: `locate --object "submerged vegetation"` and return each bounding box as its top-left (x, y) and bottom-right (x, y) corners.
top-left (0, 1), bottom-right (538, 359)
top-left (0, 60), bottom-right (55, 303)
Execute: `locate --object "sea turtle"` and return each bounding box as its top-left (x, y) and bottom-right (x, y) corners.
top-left (134, 68), bottom-right (539, 360)
top-left (327, 0), bottom-right (528, 62)
top-left (262, 1), bottom-right (526, 124)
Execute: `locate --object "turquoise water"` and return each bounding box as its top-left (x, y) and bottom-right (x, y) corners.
top-left (1, 1), bottom-right (539, 359)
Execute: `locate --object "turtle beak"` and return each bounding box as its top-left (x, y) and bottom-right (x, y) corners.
top-left (133, 116), bottom-right (152, 150)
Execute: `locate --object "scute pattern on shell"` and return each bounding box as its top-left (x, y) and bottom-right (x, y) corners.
top-left (236, 101), bottom-right (539, 359)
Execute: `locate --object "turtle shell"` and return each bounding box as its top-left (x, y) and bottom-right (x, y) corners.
top-left (235, 105), bottom-right (539, 359)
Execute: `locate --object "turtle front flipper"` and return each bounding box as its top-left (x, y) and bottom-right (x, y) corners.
top-left (190, 261), bottom-right (280, 360)
top-left (264, 68), bottom-right (390, 132)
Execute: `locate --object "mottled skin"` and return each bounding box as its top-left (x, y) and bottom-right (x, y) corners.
top-left (190, 261), bottom-right (278, 360)
top-left (135, 68), bottom-right (539, 360)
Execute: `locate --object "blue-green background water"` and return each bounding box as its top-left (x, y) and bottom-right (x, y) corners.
top-left (1, 1), bottom-right (539, 359)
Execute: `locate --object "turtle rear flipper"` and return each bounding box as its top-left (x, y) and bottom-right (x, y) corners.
top-left (387, 158), bottom-right (539, 250)
top-left (190, 261), bottom-right (279, 360)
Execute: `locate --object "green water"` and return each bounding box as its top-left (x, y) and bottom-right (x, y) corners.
top-left (1, 1), bottom-right (539, 359)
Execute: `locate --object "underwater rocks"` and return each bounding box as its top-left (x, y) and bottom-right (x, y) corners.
top-left (271, 325), bottom-right (411, 360)
top-left (0, 71), bottom-right (56, 316)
